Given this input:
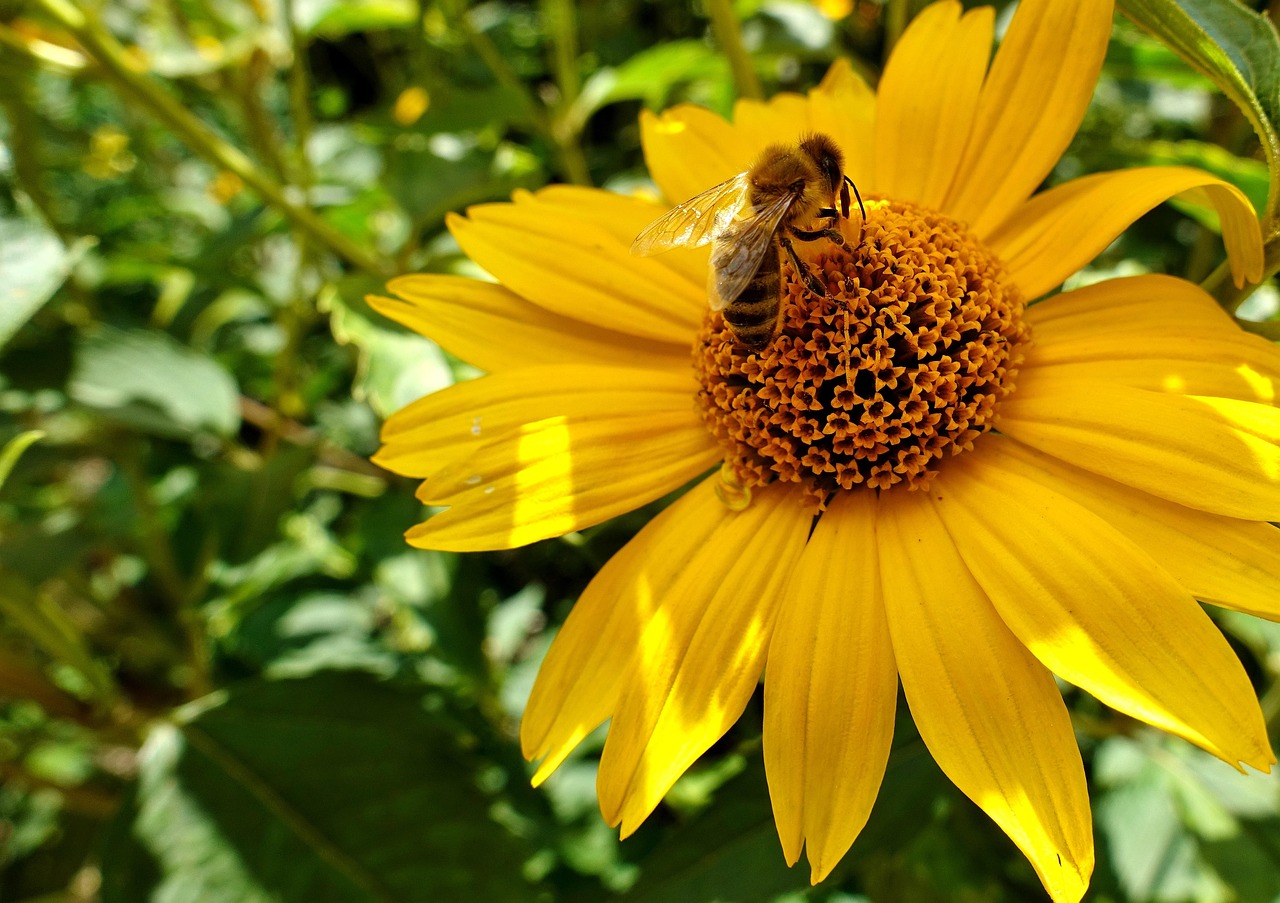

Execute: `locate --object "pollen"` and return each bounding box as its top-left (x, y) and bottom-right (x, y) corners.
top-left (694, 199), bottom-right (1028, 509)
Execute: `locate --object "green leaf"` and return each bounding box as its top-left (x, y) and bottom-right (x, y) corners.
top-left (0, 217), bottom-right (90, 352)
top-left (69, 326), bottom-right (241, 439)
top-left (292, 0), bottom-right (416, 36)
top-left (1117, 0), bottom-right (1280, 219)
top-left (99, 672), bottom-right (539, 903)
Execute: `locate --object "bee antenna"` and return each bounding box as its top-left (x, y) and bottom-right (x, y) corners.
top-left (844, 175), bottom-right (867, 219)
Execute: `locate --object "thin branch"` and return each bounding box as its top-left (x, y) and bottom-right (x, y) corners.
top-left (31, 0), bottom-right (389, 276)
top-left (706, 0), bottom-right (762, 100)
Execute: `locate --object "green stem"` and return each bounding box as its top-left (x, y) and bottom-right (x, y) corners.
top-left (540, 0), bottom-right (592, 186)
top-left (444, 0), bottom-right (590, 184)
top-left (706, 0), bottom-right (762, 100)
top-left (33, 0), bottom-right (388, 276)
top-left (883, 0), bottom-right (910, 61)
top-left (1203, 222), bottom-right (1280, 314)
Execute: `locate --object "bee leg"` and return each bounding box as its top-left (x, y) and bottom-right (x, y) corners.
top-left (779, 234), bottom-right (827, 296)
top-left (792, 224), bottom-right (853, 256)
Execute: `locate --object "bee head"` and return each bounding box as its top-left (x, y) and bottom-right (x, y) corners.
top-left (799, 133), bottom-right (845, 195)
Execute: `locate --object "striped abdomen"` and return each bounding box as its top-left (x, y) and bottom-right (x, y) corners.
top-left (723, 246), bottom-right (782, 349)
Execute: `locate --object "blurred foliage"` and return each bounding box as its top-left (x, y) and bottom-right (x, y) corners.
top-left (0, 0), bottom-right (1278, 901)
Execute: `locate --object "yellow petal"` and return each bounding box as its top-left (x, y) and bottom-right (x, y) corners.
top-left (874, 1), bottom-right (993, 209)
top-left (373, 275), bottom-right (686, 373)
top-left (878, 487), bottom-right (1092, 903)
top-left (1026, 274), bottom-right (1235, 336)
top-left (998, 377), bottom-right (1280, 521)
top-left (639, 104), bottom-right (744, 205)
top-left (377, 366), bottom-right (718, 551)
top-left (732, 92), bottom-right (812, 151)
top-left (1023, 276), bottom-right (1280, 401)
top-left (376, 365), bottom-right (694, 478)
top-left (944, 0), bottom-right (1113, 235)
top-left (639, 61), bottom-right (876, 205)
top-left (990, 168), bottom-right (1264, 299)
top-left (763, 490), bottom-right (895, 883)
top-left (1027, 358), bottom-right (1279, 403)
top-left (938, 439), bottom-right (1273, 772)
top-left (448, 196), bottom-right (704, 344)
top-left (521, 478), bottom-right (725, 783)
top-left (995, 441), bottom-right (1280, 622)
top-left (513, 185), bottom-right (711, 290)
top-left (805, 59), bottom-right (877, 187)
top-left (597, 484), bottom-right (813, 836)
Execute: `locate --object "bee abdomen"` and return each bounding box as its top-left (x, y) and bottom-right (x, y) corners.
top-left (724, 255), bottom-right (782, 348)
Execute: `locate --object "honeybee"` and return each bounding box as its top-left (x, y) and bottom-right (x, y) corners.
top-left (631, 132), bottom-right (865, 349)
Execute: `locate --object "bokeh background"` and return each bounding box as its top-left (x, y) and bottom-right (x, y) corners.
top-left (1, 0), bottom-right (1279, 900)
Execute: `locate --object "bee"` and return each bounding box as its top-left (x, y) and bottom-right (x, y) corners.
top-left (631, 132), bottom-right (866, 349)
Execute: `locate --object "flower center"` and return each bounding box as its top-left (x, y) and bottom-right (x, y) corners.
top-left (694, 199), bottom-right (1028, 510)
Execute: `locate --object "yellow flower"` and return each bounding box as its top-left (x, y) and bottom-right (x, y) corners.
top-left (371, 1), bottom-right (1277, 900)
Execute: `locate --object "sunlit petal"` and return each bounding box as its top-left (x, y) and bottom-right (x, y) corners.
top-left (878, 487), bottom-right (1093, 903)
top-left (994, 441), bottom-right (1280, 622)
top-left (990, 167), bottom-right (1264, 298)
top-left (522, 479), bottom-right (725, 783)
top-left (936, 439), bottom-right (1274, 770)
top-left (998, 377), bottom-right (1280, 521)
top-left (764, 490), bottom-right (895, 882)
top-left (875, 1), bottom-right (993, 209)
top-left (944, 0), bottom-right (1113, 234)
top-left (372, 274), bottom-right (687, 373)
top-left (597, 485), bottom-right (812, 836)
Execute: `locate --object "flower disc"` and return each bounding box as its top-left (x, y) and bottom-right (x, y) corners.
top-left (695, 200), bottom-right (1029, 507)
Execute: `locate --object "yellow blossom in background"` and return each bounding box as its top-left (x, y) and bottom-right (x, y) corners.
top-left (83, 124), bottom-right (136, 179)
top-left (813, 0), bottom-right (854, 21)
top-left (371, 1), bottom-right (1277, 900)
top-left (393, 86), bottom-right (431, 126)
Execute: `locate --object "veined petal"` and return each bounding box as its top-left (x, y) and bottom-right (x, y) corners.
top-left (597, 484), bottom-right (812, 836)
top-left (937, 440), bottom-right (1273, 771)
top-left (376, 365), bottom-right (695, 478)
top-left (1026, 274), bottom-right (1235, 335)
top-left (878, 488), bottom-right (1092, 903)
top-left (996, 441), bottom-right (1280, 622)
top-left (513, 185), bottom-right (712, 289)
top-left (378, 366), bottom-right (718, 551)
top-left (521, 478), bottom-right (725, 783)
top-left (640, 105), bottom-right (745, 205)
top-left (1027, 358), bottom-right (1278, 403)
top-left (944, 0), bottom-right (1113, 235)
top-left (372, 275), bottom-right (687, 373)
top-left (874, 1), bottom-right (993, 209)
top-left (448, 197), bottom-right (703, 344)
top-left (997, 377), bottom-right (1280, 521)
top-left (990, 168), bottom-right (1263, 299)
top-left (1023, 276), bottom-right (1280, 400)
top-left (764, 490), bottom-right (895, 883)
top-left (804, 59), bottom-right (876, 187)
top-left (639, 61), bottom-right (876, 206)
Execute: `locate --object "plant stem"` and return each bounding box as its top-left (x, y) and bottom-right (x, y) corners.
top-left (540, 0), bottom-right (592, 185)
top-left (706, 0), bottom-right (762, 100)
top-left (444, 0), bottom-right (590, 184)
top-left (32, 0), bottom-right (388, 276)
top-left (883, 0), bottom-right (910, 61)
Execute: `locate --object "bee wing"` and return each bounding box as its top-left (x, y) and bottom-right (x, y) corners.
top-left (629, 173), bottom-right (751, 256)
top-left (707, 190), bottom-right (797, 310)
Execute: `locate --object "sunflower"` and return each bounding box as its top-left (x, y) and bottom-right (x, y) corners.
top-left (370, 0), bottom-right (1279, 899)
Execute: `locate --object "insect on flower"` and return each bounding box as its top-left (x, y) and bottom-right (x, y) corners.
top-left (630, 132), bottom-right (866, 348)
